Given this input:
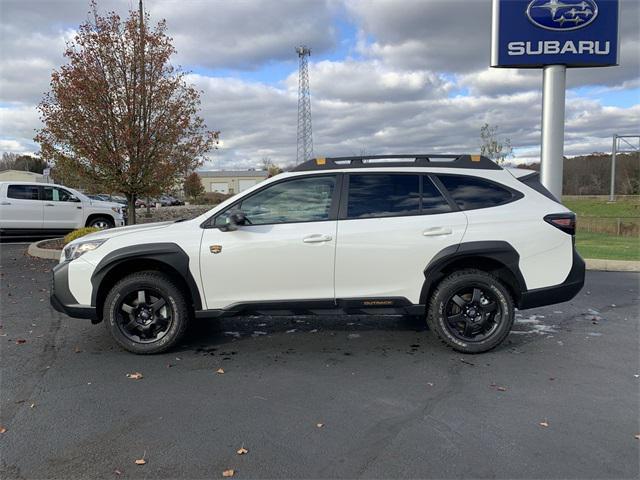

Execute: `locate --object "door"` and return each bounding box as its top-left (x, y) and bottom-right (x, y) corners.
top-left (41, 186), bottom-right (84, 229)
top-left (200, 175), bottom-right (340, 310)
top-left (210, 182), bottom-right (229, 194)
top-left (238, 179), bottom-right (258, 192)
top-left (334, 173), bottom-right (467, 304)
top-left (0, 184), bottom-right (43, 229)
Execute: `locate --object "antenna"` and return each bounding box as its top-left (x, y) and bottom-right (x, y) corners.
top-left (296, 46), bottom-right (313, 164)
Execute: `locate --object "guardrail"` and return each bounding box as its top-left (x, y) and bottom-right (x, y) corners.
top-left (577, 216), bottom-right (639, 237)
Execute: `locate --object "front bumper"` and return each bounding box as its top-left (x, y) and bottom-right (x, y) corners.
top-left (50, 261), bottom-right (97, 320)
top-left (517, 248), bottom-right (586, 310)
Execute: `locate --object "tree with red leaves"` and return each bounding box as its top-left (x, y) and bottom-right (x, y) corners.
top-left (36, 2), bottom-right (219, 224)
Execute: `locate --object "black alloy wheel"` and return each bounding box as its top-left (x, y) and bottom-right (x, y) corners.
top-left (443, 285), bottom-right (501, 342)
top-left (116, 288), bottom-right (173, 343)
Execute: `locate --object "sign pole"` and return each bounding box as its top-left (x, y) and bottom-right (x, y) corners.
top-left (540, 65), bottom-right (566, 200)
top-left (609, 134), bottom-right (617, 202)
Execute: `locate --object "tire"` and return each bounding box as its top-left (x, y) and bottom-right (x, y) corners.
top-left (427, 269), bottom-right (514, 354)
top-left (103, 271), bottom-right (190, 354)
top-left (88, 216), bottom-right (115, 229)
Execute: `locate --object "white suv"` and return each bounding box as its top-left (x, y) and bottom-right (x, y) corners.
top-left (0, 181), bottom-right (125, 235)
top-left (50, 155), bottom-right (584, 354)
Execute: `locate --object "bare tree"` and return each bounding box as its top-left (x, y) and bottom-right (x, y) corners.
top-left (480, 123), bottom-right (514, 165)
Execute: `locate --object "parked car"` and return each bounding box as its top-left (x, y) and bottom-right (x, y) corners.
top-left (135, 197), bottom-right (157, 208)
top-left (0, 181), bottom-right (125, 236)
top-left (51, 154), bottom-right (584, 355)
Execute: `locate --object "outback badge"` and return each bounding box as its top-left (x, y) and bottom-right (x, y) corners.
top-left (210, 245), bottom-right (222, 254)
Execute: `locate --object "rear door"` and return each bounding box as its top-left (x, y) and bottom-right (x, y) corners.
top-left (0, 184), bottom-right (43, 229)
top-left (41, 186), bottom-right (84, 229)
top-left (334, 173), bottom-right (467, 304)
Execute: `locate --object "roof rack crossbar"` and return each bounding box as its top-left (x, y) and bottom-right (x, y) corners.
top-left (291, 154), bottom-right (501, 171)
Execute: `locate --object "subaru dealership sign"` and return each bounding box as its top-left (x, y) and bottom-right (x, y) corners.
top-left (492, 0), bottom-right (619, 68)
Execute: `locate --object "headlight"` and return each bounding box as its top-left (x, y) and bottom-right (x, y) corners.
top-left (63, 239), bottom-right (107, 262)
top-left (111, 206), bottom-right (121, 214)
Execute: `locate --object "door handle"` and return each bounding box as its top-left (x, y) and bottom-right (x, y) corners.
top-left (0, 201), bottom-right (10, 205)
top-left (45, 203), bottom-right (55, 207)
top-left (423, 227), bottom-right (452, 236)
top-left (303, 234), bottom-right (333, 243)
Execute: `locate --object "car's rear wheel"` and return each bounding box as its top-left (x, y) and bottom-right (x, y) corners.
top-left (103, 271), bottom-right (190, 354)
top-left (427, 269), bottom-right (514, 353)
top-left (88, 216), bottom-right (114, 229)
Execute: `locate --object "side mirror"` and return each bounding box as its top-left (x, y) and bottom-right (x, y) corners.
top-left (69, 195), bottom-right (81, 203)
top-left (221, 210), bottom-right (248, 231)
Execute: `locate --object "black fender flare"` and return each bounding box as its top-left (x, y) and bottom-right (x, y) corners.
top-left (419, 241), bottom-right (527, 305)
top-left (90, 242), bottom-right (202, 310)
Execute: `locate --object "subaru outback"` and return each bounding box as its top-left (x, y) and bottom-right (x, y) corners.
top-left (51, 155), bottom-right (585, 354)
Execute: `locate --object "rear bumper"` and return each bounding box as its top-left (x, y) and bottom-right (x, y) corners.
top-left (518, 248), bottom-right (585, 310)
top-left (50, 261), bottom-right (97, 321)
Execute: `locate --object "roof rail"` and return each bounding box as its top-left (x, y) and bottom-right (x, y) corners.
top-left (291, 154), bottom-right (501, 172)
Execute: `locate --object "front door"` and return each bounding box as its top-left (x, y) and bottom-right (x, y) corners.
top-left (41, 186), bottom-right (84, 229)
top-left (199, 175), bottom-right (340, 310)
top-left (334, 173), bottom-right (467, 304)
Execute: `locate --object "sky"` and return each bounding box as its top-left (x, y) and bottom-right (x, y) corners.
top-left (0, 0), bottom-right (638, 170)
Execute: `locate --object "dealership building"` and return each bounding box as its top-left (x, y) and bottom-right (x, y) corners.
top-left (197, 170), bottom-right (269, 195)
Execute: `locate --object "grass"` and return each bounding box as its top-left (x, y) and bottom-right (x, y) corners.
top-left (575, 232), bottom-right (640, 261)
top-left (563, 197), bottom-right (640, 218)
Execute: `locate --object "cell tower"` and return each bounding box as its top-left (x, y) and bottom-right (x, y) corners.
top-left (296, 45), bottom-right (313, 164)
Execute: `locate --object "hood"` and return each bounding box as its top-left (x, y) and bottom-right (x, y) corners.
top-left (80, 221), bottom-right (174, 241)
top-left (90, 199), bottom-right (123, 210)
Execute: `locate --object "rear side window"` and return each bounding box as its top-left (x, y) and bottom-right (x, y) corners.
top-left (346, 174), bottom-right (451, 219)
top-left (437, 175), bottom-right (514, 210)
top-left (518, 173), bottom-right (560, 203)
top-left (7, 185), bottom-right (39, 200)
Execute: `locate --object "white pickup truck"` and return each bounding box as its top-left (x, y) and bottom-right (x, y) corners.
top-left (0, 181), bottom-right (125, 236)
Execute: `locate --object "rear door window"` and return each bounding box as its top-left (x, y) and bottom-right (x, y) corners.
top-left (345, 174), bottom-right (451, 219)
top-left (436, 175), bottom-right (515, 210)
top-left (347, 174), bottom-right (420, 219)
top-left (7, 185), bottom-right (40, 200)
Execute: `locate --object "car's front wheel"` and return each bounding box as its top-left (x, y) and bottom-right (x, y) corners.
top-left (103, 271), bottom-right (190, 354)
top-left (427, 269), bottom-right (514, 353)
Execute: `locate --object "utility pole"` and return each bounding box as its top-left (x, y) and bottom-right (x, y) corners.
top-left (296, 46), bottom-right (313, 164)
top-left (609, 134), bottom-right (640, 202)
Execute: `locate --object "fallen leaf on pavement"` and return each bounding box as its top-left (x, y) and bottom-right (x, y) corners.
top-left (126, 372), bottom-right (143, 380)
top-left (74, 347), bottom-right (82, 353)
top-left (635, 434), bottom-right (639, 440)
top-left (539, 420), bottom-right (549, 428)
top-left (0, 426), bottom-right (6, 433)
top-left (135, 458), bottom-right (146, 465)
top-left (216, 368), bottom-right (225, 374)
top-left (316, 423), bottom-right (324, 428)
top-left (114, 469), bottom-right (122, 475)
top-left (15, 339), bottom-right (26, 345)
top-left (222, 469), bottom-right (235, 477)
top-left (497, 386), bottom-right (507, 392)
top-left (30, 403), bottom-right (35, 408)
top-left (237, 447), bottom-right (248, 455)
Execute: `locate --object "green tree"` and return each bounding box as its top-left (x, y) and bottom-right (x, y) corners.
top-left (35, 1), bottom-right (219, 224)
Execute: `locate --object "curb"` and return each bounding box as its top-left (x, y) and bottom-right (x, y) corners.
top-left (28, 239), bottom-right (62, 261)
top-left (585, 258), bottom-right (640, 272)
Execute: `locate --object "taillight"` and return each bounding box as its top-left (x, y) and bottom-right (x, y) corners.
top-left (544, 213), bottom-right (576, 236)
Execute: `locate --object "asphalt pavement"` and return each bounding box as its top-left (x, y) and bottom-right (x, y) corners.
top-left (1, 243), bottom-right (638, 479)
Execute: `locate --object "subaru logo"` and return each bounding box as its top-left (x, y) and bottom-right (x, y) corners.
top-left (527, 0), bottom-right (598, 31)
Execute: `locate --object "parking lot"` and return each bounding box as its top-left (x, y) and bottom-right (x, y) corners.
top-left (1, 243), bottom-right (638, 479)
